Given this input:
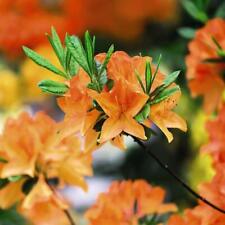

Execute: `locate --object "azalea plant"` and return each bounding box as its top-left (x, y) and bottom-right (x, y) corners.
top-left (1, 0), bottom-right (225, 225)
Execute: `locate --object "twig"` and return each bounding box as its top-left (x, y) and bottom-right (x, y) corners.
top-left (133, 137), bottom-right (225, 214)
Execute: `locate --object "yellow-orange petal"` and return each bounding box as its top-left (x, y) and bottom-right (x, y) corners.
top-left (111, 135), bottom-right (126, 150)
top-left (123, 114), bottom-right (147, 140)
top-left (99, 117), bottom-right (123, 143)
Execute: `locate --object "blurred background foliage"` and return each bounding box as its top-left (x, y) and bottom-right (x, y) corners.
top-left (0, 0), bottom-right (225, 224)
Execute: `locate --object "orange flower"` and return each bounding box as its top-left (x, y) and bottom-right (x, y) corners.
top-left (85, 180), bottom-right (177, 225)
top-left (86, 0), bottom-right (178, 40)
top-left (91, 79), bottom-right (149, 143)
top-left (19, 175), bottom-right (70, 225)
top-left (0, 111), bottom-right (93, 209)
top-left (186, 18), bottom-right (225, 113)
top-left (57, 70), bottom-right (100, 136)
top-left (97, 51), bottom-right (187, 143)
top-left (201, 104), bottom-right (225, 166)
top-left (0, 0), bottom-right (85, 56)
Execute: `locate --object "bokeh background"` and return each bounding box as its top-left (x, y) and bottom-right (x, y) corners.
top-left (0, 0), bottom-right (223, 224)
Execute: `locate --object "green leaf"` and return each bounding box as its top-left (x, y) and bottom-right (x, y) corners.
top-left (0, 179), bottom-right (9, 189)
top-left (182, 0), bottom-right (208, 23)
top-left (87, 83), bottom-right (99, 91)
top-left (0, 206), bottom-right (27, 225)
top-left (85, 31), bottom-right (94, 74)
top-left (150, 71), bottom-right (180, 98)
top-left (178, 27), bottom-right (196, 39)
top-left (151, 54), bottom-right (162, 84)
top-left (38, 80), bottom-right (69, 95)
top-left (145, 61), bottom-right (152, 94)
top-left (22, 46), bottom-right (67, 78)
top-left (47, 27), bottom-right (64, 67)
top-left (65, 34), bottom-right (91, 76)
top-left (8, 175), bottom-right (22, 182)
top-left (106, 79), bottom-right (114, 90)
top-left (135, 70), bottom-right (145, 93)
top-left (99, 44), bottom-right (114, 76)
top-left (150, 86), bottom-right (180, 105)
top-left (0, 157), bottom-right (8, 163)
top-left (215, 1), bottom-right (225, 18)
top-left (135, 104), bottom-right (150, 123)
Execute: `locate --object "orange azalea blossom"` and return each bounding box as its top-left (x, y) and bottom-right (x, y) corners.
top-left (0, 0), bottom-right (85, 56)
top-left (0, 111), bottom-right (93, 209)
top-left (18, 175), bottom-right (70, 225)
top-left (186, 18), bottom-right (225, 113)
top-left (57, 69), bottom-right (101, 137)
top-left (90, 79), bottom-right (149, 143)
top-left (85, 0), bottom-right (178, 40)
top-left (85, 180), bottom-right (177, 225)
top-left (201, 104), bottom-right (225, 166)
top-left (96, 51), bottom-right (187, 143)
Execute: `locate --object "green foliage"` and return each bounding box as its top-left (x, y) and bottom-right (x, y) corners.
top-left (182, 0), bottom-right (208, 23)
top-left (38, 80), bottom-right (69, 96)
top-left (215, 1), bottom-right (225, 18)
top-left (178, 27), bottom-right (196, 39)
top-left (22, 46), bottom-right (67, 78)
top-left (135, 103), bottom-right (150, 123)
top-left (139, 214), bottom-right (158, 225)
top-left (150, 86), bottom-right (180, 105)
top-left (8, 176), bottom-right (23, 182)
top-left (0, 157), bottom-right (8, 164)
top-left (0, 206), bottom-right (27, 225)
top-left (22, 177), bottom-right (38, 195)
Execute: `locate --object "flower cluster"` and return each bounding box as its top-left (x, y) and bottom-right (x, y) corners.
top-left (186, 18), bottom-right (225, 113)
top-left (85, 180), bottom-right (177, 225)
top-left (0, 111), bottom-right (93, 224)
top-left (0, 0), bottom-right (178, 56)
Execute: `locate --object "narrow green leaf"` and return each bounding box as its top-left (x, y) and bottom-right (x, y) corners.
top-left (145, 61), bottom-right (152, 94)
top-left (38, 80), bottom-right (69, 95)
top-left (47, 27), bottom-right (64, 67)
top-left (87, 83), bottom-right (98, 91)
top-left (211, 36), bottom-right (222, 50)
top-left (0, 157), bottom-right (8, 163)
top-left (135, 70), bottom-right (146, 93)
top-left (178, 27), bottom-right (196, 39)
top-left (8, 175), bottom-right (22, 182)
top-left (182, 0), bottom-right (208, 23)
top-left (150, 71), bottom-right (180, 98)
top-left (99, 44), bottom-right (114, 76)
top-left (85, 31), bottom-right (94, 74)
top-left (22, 46), bottom-right (67, 78)
top-left (215, 1), bottom-right (225, 18)
top-left (0, 179), bottom-right (9, 189)
top-left (151, 54), bottom-right (162, 84)
top-left (65, 34), bottom-right (91, 76)
top-left (92, 36), bottom-right (96, 52)
top-left (135, 104), bottom-right (150, 123)
top-left (106, 79), bottom-right (114, 90)
top-left (150, 86), bottom-right (180, 105)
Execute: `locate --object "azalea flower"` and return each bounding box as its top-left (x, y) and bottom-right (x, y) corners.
top-left (186, 18), bottom-right (225, 113)
top-left (201, 104), bottom-right (225, 167)
top-left (0, 111), bottom-right (93, 210)
top-left (96, 51), bottom-right (187, 143)
top-left (85, 180), bottom-right (177, 225)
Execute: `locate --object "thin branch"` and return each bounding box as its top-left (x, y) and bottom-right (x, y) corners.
top-left (64, 209), bottom-right (76, 225)
top-left (133, 137), bottom-right (225, 215)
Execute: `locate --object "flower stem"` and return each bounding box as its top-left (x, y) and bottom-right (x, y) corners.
top-left (132, 137), bottom-right (225, 214)
top-left (64, 209), bottom-right (76, 225)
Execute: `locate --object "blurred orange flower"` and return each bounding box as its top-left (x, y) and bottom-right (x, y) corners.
top-left (85, 180), bottom-right (177, 225)
top-left (0, 111), bottom-right (93, 209)
top-left (0, 0), bottom-right (85, 56)
top-left (186, 18), bottom-right (225, 113)
top-left (86, 0), bottom-right (178, 40)
top-left (201, 104), bottom-right (225, 166)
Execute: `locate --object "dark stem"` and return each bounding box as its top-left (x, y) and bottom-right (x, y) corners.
top-left (47, 181), bottom-right (76, 225)
top-left (64, 209), bottom-right (76, 225)
top-left (133, 137), bottom-right (225, 214)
